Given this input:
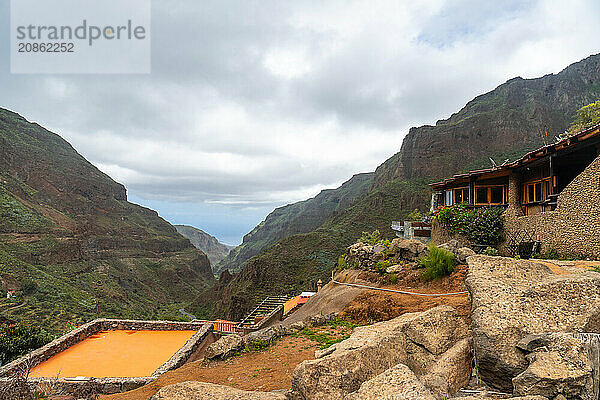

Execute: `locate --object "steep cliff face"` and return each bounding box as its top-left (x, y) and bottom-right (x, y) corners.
top-left (215, 172), bottom-right (373, 274)
top-left (373, 53), bottom-right (600, 188)
top-left (0, 108), bottom-right (214, 331)
top-left (175, 225), bottom-right (232, 268)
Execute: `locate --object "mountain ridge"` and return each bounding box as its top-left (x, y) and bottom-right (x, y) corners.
top-left (214, 172), bottom-right (373, 274)
top-left (373, 53), bottom-right (600, 188)
top-left (175, 225), bottom-right (233, 269)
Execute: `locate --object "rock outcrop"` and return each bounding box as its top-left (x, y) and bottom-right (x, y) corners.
top-left (513, 333), bottom-right (599, 400)
top-left (390, 238), bottom-right (429, 261)
top-left (290, 306), bottom-right (471, 400)
top-left (346, 238), bottom-right (431, 272)
top-left (349, 364), bottom-right (436, 400)
top-left (204, 334), bottom-right (244, 360)
top-left (466, 255), bottom-right (600, 391)
top-left (149, 381), bottom-right (287, 400)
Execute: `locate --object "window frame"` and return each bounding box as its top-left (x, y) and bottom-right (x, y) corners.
top-left (522, 178), bottom-right (551, 204)
top-left (474, 185), bottom-right (506, 206)
top-left (452, 186), bottom-right (469, 205)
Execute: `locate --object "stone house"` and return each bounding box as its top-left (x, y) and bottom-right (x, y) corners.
top-left (429, 124), bottom-right (600, 257)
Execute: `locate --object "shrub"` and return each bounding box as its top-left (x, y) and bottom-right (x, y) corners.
top-left (18, 279), bottom-right (37, 296)
top-left (388, 273), bottom-right (398, 284)
top-left (483, 247), bottom-right (498, 256)
top-left (359, 230), bottom-right (382, 245)
top-left (0, 322), bottom-right (53, 364)
top-left (374, 259), bottom-right (392, 275)
top-left (419, 244), bottom-right (457, 281)
top-left (337, 254), bottom-right (347, 270)
top-left (560, 101), bottom-right (600, 139)
top-left (434, 204), bottom-right (504, 245)
top-left (408, 208), bottom-right (425, 221)
top-left (543, 248), bottom-right (559, 260)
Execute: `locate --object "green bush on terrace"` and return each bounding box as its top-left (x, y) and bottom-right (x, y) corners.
top-left (0, 321), bottom-right (53, 364)
top-left (434, 203), bottom-right (504, 245)
top-left (419, 243), bottom-right (457, 281)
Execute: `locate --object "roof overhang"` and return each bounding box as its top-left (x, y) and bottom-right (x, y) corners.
top-left (429, 124), bottom-right (600, 190)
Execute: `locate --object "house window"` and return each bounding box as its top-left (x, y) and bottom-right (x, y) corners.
top-left (475, 186), bottom-right (506, 205)
top-left (476, 188), bottom-right (488, 204)
top-left (453, 187), bottom-right (469, 204)
top-left (490, 187), bottom-right (503, 204)
top-left (445, 190), bottom-right (453, 206)
top-left (523, 178), bottom-right (550, 203)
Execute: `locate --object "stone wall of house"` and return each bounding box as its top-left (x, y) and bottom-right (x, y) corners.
top-left (430, 221), bottom-right (471, 247)
top-left (503, 153), bottom-right (600, 257)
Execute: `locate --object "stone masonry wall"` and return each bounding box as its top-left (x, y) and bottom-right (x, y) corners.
top-left (430, 220), bottom-right (471, 247)
top-left (503, 153), bottom-right (600, 257)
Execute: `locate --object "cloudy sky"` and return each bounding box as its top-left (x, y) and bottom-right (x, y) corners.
top-left (1, 0), bottom-right (599, 244)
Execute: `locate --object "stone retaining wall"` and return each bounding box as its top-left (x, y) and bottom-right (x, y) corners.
top-left (0, 319), bottom-right (212, 395)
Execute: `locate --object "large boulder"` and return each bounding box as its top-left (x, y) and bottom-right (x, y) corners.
top-left (204, 333), bottom-right (244, 360)
top-left (245, 327), bottom-right (278, 349)
top-left (150, 381), bottom-right (287, 399)
top-left (420, 338), bottom-right (472, 399)
top-left (390, 238), bottom-right (428, 261)
top-left (466, 256), bottom-right (600, 391)
top-left (455, 247), bottom-right (476, 263)
top-left (290, 306), bottom-right (470, 400)
top-left (350, 363), bottom-right (436, 400)
top-left (513, 333), bottom-right (597, 399)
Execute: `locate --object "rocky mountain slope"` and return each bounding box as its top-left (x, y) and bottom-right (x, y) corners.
top-left (0, 108), bottom-right (214, 332)
top-left (175, 225), bottom-right (233, 269)
top-left (214, 172), bottom-right (373, 275)
top-left (193, 53), bottom-right (600, 321)
top-left (373, 53), bottom-right (600, 188)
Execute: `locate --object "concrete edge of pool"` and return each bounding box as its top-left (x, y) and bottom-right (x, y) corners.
top-left (0, 319), bottom-right (213, 395)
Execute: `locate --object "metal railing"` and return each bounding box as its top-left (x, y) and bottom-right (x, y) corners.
top-left (195, 319), bottom-right (241, 334)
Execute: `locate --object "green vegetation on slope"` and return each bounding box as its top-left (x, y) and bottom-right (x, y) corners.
top-left (0, 187), bottom-right (50, 233)
top-left (562, 100), bottom-right (600, 138)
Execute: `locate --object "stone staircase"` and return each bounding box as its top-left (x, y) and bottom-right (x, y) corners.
top-left (236, 295), bottom-right (290, 330)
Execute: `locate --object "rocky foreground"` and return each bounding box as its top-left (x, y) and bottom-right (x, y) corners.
top-left (151, 253), bottom-right (600, 400)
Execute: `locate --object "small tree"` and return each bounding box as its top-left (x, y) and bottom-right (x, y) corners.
top-left (560, 101), bottom-right (600, 139)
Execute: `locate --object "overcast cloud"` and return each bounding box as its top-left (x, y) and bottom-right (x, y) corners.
top-left (1, 0), bottom-right (599, 244)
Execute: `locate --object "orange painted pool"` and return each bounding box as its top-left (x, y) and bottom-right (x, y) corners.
top-left (29, 330), bottom-right (197, 378)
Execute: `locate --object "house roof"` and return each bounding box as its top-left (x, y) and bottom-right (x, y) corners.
top-left (430, 124), bottom-right (600, 190)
